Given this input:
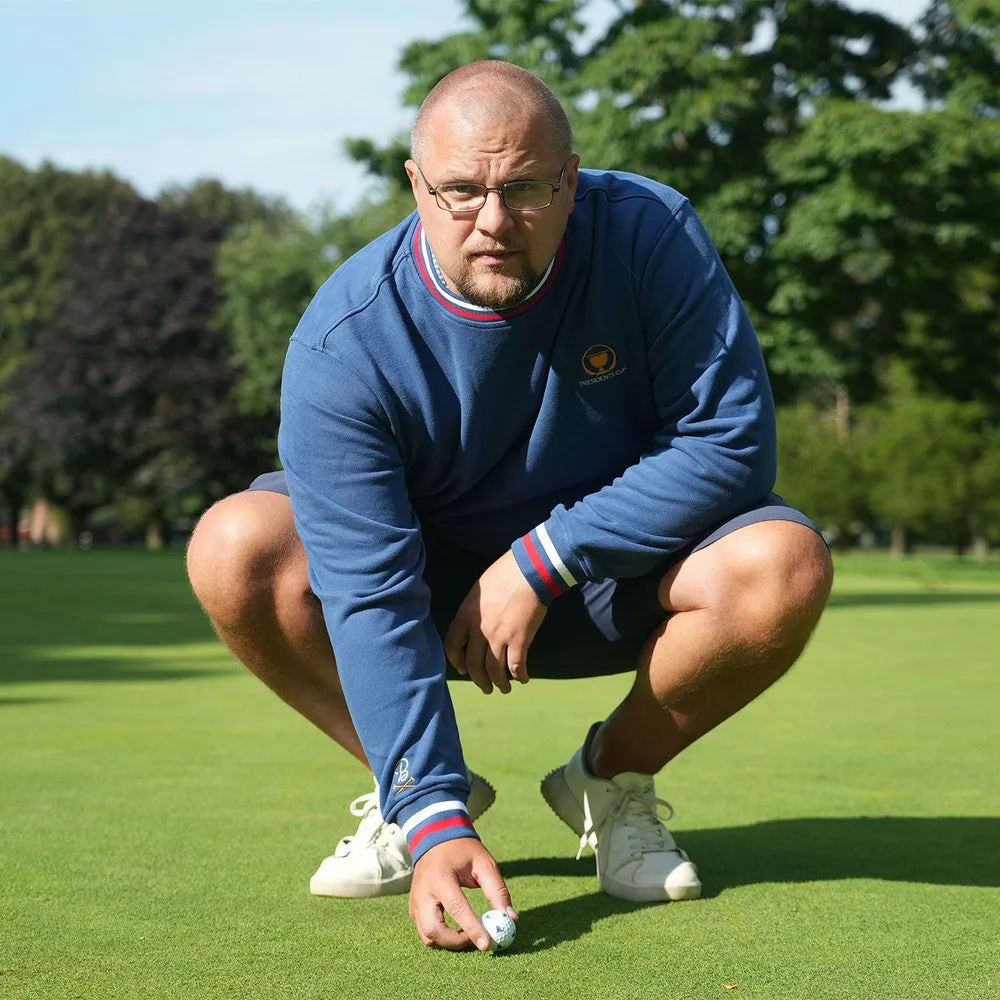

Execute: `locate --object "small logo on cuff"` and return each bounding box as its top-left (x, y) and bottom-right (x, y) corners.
top-left (392, 758), bottom-right (415, 794)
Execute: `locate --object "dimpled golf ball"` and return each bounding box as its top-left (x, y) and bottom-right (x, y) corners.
top-left (481, 909), bottom-right (516, 951)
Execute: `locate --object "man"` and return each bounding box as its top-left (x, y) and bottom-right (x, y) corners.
top-left (186, 61), bottom-right (832, 952)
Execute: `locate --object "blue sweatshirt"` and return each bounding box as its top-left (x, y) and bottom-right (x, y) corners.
top-left (278, 170), bottom-right (776, 862)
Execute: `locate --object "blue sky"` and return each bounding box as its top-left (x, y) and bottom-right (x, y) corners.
top-left (1, 0), bottom-right (927, 215)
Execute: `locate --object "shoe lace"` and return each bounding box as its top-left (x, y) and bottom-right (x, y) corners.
top-left (576, 781), bottom-right (675, 861)
top-left (336, 791), bottom-right (386, 851)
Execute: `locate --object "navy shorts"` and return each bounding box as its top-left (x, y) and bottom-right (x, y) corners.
top-left (248, 471), bottom-right (821, 679)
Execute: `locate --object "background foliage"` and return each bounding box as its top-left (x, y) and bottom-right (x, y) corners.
top-left (1, 0), bottom-right (997, 553)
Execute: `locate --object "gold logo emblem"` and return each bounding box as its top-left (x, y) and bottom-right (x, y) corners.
top-left (582, 344), bottom-right (617, 376)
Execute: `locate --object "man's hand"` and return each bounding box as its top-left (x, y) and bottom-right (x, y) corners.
top-left (444, 550), bottom-right (547, 693)
top-left (409, 838), bottom-right (518, 951)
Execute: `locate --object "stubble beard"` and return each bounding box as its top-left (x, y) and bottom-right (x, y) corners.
top-left (453, 260), bottom-right (542, 311)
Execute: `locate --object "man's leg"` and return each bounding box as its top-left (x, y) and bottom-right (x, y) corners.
top-left (185, 489), bottom-right (366, 765)
top-left (541, 517), bottom-right (832, 902)
top-left (185, 488), bottom-right (495, 897)
top-left (589, 519), bottom-right (833, 778)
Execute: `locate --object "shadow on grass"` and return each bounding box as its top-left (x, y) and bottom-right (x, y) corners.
top-left (501, 816), bottom-right (1000, 947)
top-left (0, 642), bottom-right (233, 686)
top-left (505, 815), bottom-right (1000, 892)
top-left (508, 891), bottom-right (652, 953)
top-left (0, 694), bottom-right (62, 706)
top-left (827, 592), bottom-right (1000, 608)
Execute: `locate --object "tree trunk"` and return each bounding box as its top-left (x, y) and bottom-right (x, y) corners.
top-left (1, 487), bottom-right (25, 548)
top-left (953, 521), bottom-right (971, 558)
top-left (145, 518), bottom-right (165, 551)
top-left (970, 534), bottom-right (990, 562)
top-left (889, 524), bottom-right (906, 559)
top-left (833, 383), bottom-right (851, 444)
top-left (832, 524), bottom-right (852, 552)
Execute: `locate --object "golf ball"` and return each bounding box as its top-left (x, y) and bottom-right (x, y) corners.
top-left (481, 909), bottom-right (516, 951)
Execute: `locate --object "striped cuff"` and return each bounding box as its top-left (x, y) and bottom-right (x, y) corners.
top-left (511, 523), bottom-right (578, 606)
top-left (399, 795), bottom-right (480, 864)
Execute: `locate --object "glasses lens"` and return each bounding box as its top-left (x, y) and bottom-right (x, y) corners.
top-left (503, 182), bottom-right (552, 211)
top-left (435, 184), bottom-right (487, 211)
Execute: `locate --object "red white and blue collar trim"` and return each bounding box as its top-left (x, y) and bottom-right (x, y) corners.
top-left (413, 221), bottom-right (563, 321)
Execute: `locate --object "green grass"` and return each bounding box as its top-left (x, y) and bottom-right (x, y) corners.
top-left (1, 549), bottom-right (998, 999)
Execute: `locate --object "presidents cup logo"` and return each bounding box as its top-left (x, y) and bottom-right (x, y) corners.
top-left (582, 344), bottom-right (617, 376)
top-left (579, 343), bottom-right (627, 386)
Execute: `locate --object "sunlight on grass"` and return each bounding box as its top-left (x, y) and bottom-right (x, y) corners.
top-left (23, 642), bottom-right (231, 662)
top-left (2, 550), bottom-right (998, 1000)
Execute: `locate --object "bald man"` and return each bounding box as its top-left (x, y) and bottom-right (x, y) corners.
top-left (187, 61), bottom-right (832, 951)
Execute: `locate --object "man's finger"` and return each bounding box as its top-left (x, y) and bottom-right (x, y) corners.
top-left (464, 634), bottom-right (493, 694)
top-left (443, 620), bottom-right (468, 675)
top-left (411, 896), bottom-right (475, 951)
top-left (506, 640), bottom-right (530, 684)
top-left (484, 643), bottom-right (512, 695)
top-left (439, 889), bottom-right (492, 952)
top-left (474, 855), bottom-right (517, 921)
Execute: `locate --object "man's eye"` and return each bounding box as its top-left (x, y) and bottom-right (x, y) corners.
top-left (441, 184), bottom-right (482, 198)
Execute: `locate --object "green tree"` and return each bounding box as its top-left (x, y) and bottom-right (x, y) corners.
top-left (775, 404), bottom-right (868, 547)
top-left (861, 369), bottom-right (993, 556)
top-left (217, 190), bottom-right (415, 430)
top-left (158, 177), bottom-right (296, 235)
top-left (343, 0), bottom-right (919, 398)
top-left (0, 157), bottom-right (133, 543)
top-left (9, 193), bottom-right (273, 547)
top-left (916, 0), bottom-right (1000, 116)
top-left (215, 217), bottom-right (333, 422)
top-left (768, 101), bottom-right (1000, 410)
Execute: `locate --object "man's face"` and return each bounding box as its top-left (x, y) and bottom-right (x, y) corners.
top-left (405, 111), bottom-right (578, 311)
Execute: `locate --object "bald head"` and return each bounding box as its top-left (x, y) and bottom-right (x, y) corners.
top-left (410, 61), bottom-right (573, 166)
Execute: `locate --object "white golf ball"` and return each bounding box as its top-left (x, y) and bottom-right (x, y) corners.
top-left (481, 909), bottom-right (516, 951)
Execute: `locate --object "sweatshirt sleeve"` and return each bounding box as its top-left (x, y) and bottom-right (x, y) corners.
top-left (278, 337), bottom-right (478, 862)
top-left (511, 199), bottom-right (777, 597)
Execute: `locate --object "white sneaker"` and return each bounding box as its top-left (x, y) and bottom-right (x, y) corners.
top-left (540, 724), bottom-right (701, 902)
top-left (309, 770), bottom-right (496, 898)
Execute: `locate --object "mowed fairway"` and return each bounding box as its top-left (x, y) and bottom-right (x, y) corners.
top-left (1, 549), bottom-right (998, 1000)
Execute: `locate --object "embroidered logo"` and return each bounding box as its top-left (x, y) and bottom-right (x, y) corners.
top-left (582, 344), bottom-right (617, 376)
top-left (392, 758), bottom-right (415, 794)
top-left (579, 343), bottom-right (628, 387)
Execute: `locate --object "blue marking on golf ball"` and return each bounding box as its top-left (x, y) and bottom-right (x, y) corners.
top-left (481, 909), bottom-right (516, 951)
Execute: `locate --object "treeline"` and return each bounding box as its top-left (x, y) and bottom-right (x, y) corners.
top-left (1, 0), bottom-right (998, 554)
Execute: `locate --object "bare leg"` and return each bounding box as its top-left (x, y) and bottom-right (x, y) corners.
top-left (589, 520), bottom-right (833, 779)
top-left (185, 490), bottom-right (367, 768)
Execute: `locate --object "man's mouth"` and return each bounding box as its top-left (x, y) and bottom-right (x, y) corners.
top-left (470, 249), bottom-right (520, 265)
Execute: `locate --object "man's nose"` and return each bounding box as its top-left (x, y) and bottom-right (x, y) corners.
top-left (474, 189), bottom-right (514, 235)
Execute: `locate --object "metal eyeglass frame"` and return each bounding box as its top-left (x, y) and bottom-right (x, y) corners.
top-left (416, 159), bottom-right (571, 213)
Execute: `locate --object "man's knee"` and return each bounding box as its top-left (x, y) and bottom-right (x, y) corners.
top-left (722, 521), bottom-right (833, 640)
top-left (664, 520), bottom-right (832, 644)
top-left (186, 490), bottom-right (305, 629)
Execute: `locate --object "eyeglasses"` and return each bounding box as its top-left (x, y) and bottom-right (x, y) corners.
top-left (417, 159), bottom-right (570, 213)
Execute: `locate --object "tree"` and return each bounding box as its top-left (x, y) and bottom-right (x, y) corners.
top-left (215, 217), bottom-right (333, 422)
top-left (861, 367), bottom-right (993, 556)
top-left (768, 101), bottom-right (1000, 410)
top-left (158, 177), bottom-right (296, 236)
top-left (775, 404), bottom-right (868, 547)
top-left (342, 0), bottom-right (919, 400)
top-left (915, 0), bottom-right (1000, 117)
top-left (0, 157), bottom-right (134, 543)
top-left (217, 191), bottom-right (416, 429)
top-left (9, 193), bottom-right (274, 546)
